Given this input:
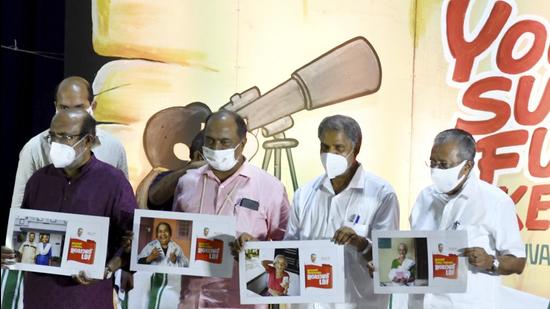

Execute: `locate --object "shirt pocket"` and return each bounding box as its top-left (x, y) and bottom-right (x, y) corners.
top-left (343, 221), bottom-right (369, 236)
top-left (234, 204), bottom-right (268, 239)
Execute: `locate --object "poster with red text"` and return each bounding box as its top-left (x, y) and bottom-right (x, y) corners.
top-left (5, 208), bottom-right (109, 279)
top-left (131, 209), bottom-right (236, 278)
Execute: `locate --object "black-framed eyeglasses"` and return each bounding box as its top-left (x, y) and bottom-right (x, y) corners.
top-left (46, 132), bottom-right (85, 144)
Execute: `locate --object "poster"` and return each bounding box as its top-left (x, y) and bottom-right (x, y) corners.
top-left (373, 230), bottom-right (468, 294)
top-left (239, 240), bottom-right (345, 304)
top-left (5, 208), bottom-right (109, 279)
top-left (130, 209), bottom-right (236, 278)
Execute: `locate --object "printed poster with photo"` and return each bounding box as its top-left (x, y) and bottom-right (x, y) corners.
top-left (130, 209), bottom-right (236, 278)
top-left (239, 240), bottom-right (345, 304)
top-left (373, 230), bottom-right (468, 294)
top-left (4, 208), bottom-right (109, 279)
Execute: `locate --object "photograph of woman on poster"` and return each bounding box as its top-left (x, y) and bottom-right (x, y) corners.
top-left (138, 222), bottom-right (189, 267)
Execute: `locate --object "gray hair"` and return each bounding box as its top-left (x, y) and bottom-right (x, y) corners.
top-left (433, 128), bottom-right (476, 161)
top-left (274, 254), bottom-right (287, 266)
top-left (398, 243), bottom-right (408, 251)
top-left (318, 115), bottom-right (362, 154)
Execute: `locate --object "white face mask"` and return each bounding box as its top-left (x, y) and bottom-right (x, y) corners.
top-left (321, 152), bottom-right (351, 179)
top-left (49, 137), bottom-right (86, 168)
top-left (202, 144), bottom-right (241, 172)
top-left (430, 160), bottom-right (468, 194)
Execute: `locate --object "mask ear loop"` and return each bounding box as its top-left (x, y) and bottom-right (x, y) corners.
top-left (455, 160), bottom-right (473, 190)
top-left (233, 142), bottom-right (244, 161)
top-left (71, 134), bottom-right (90, 149)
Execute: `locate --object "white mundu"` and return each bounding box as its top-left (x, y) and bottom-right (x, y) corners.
top-left (286, 166), bottom-right (399, 309)
top-left (409, 173), bottom-right (524, 309)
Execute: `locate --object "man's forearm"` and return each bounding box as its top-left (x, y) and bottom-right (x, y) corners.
top-left (149, 169), bottom-right (188, 205)
top-left (496, 255), bottom-right (526, 275)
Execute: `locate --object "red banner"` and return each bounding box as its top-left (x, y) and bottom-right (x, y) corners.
top-left (304, 264), bottom-right (333, 289)
top-left (67, 238), bottom-right (96, 264)
top-left (432, 254), bottom-right (459, 279)
top-left (195, 238), bottom-right (224, 264)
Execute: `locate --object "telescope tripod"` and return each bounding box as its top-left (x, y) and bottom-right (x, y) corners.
top-left (261, 133), bottom-right (299, 191)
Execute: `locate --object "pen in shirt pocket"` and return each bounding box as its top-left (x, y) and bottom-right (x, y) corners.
top-left (452, 220), bottom-right (461, 230)
top-left (353, 214), bottom-right (360, 225)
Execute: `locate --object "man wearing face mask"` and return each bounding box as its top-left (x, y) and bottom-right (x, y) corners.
top-left (1, 110), bottom-right (136, 309)
top-left (173, 110), bottom-right (290, 308)
top-left (285, 115), bottom-right (399, 309)
top-left (408, 128), bottom-right (525, 309)
top-left (10, 76), bottom-right (128, 209)
top-left (3, 76), bottom-right (129, 309)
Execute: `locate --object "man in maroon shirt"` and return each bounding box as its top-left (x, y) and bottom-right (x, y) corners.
top-left (1, 110), bottom-right (136, 309)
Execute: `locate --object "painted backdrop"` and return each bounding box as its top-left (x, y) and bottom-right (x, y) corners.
top-left (87, 0), bottom-right (548, 299)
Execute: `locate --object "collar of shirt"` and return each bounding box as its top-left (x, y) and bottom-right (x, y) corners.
top-left (319, 163), bottom-right (366, 195)
top-left (48, 155), bottom-right (99, 182)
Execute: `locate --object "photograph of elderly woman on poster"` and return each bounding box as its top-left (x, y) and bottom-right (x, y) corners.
top-left (138, 221), bottom-right (189, 267)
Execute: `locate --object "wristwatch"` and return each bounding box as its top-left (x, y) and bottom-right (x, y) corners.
top-left (360, 238), bottom-right (372, 255)
top-left (489, 255), bottom-right (500, 274)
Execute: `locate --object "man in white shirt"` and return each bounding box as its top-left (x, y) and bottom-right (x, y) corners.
top-left (409, 128), bottom-right (525, 309)
top-left (10, 76), bottom-right (128, 208)
top-left (285, 115), bottom-right (400, 309)
top-left (18, 232), bottom-right (38, 264)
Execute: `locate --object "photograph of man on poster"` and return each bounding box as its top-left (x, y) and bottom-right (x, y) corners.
top-left (11, 216), bottom-right (67, 268)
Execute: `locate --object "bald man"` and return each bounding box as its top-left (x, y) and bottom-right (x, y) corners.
top-left (10, 76), bottom-right (128, 208)
top-left (2, 110), bottom-right (136, 309)
top-left (173, 110), bottom-right (289, 308)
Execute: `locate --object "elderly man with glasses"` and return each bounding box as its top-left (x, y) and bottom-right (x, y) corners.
top-left (409, 128), bottom-right (525, 309)
top-left (2, 109), bottom-right (136, 309)
top-left (3, 76), bottom-right (129, 309)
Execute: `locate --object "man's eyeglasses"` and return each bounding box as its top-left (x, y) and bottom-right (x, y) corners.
top-left (46, 132), bottom-right (84, 144)
top-left (426, 160), bottom-right (457, 170)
